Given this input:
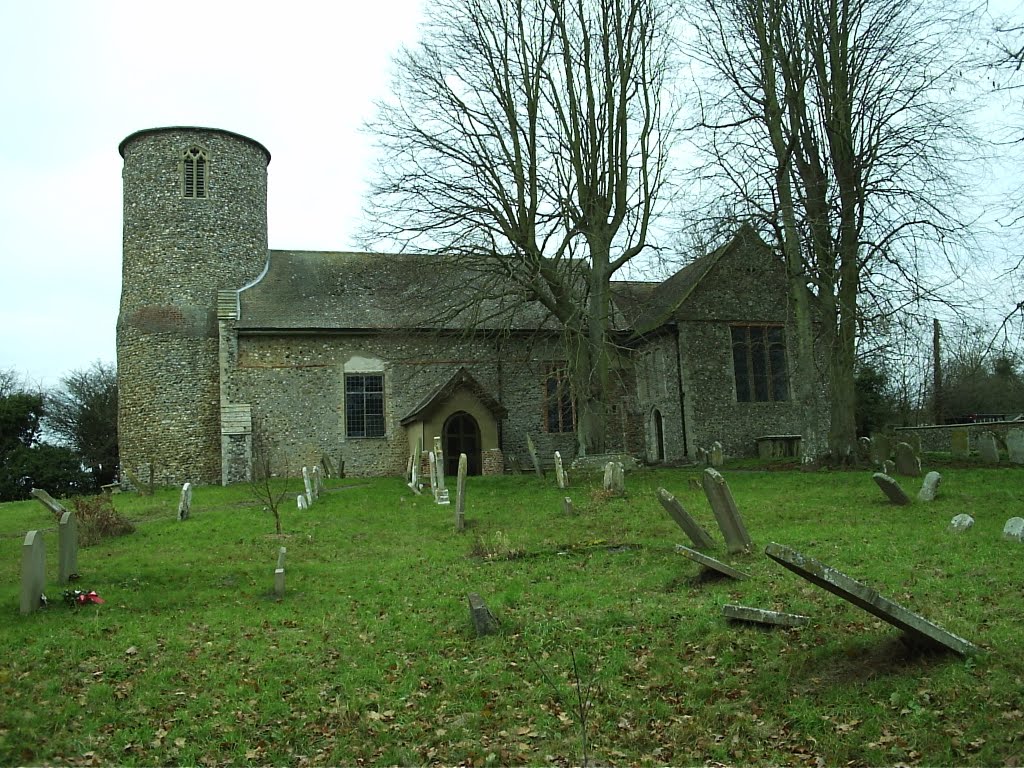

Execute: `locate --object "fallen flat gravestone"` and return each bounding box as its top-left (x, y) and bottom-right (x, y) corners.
top-left (468, 592), bottom-right (499, 636)
top-left (701, 468), bottom-right (752, 554)
top-left (723, 604), bottom-right (809, 628)
top-left (764, 542), bottom-right (980, 656)
top-left (1003, 517), bottom-right (1024, 542)
top-left (917, 471), bottom-right (942, 502)
top-left (58, 511), bottom-right (78, 585)
top-left (657, 488), bottom-right (715, 550)
top-left (872, 473), bottom-right (911, 506)
top-left (948, 514), bottom-right (974, 533)
top-left (675, 544), bottom-right (749, 580)
top-left (21, 530), bottom-right (46, 614)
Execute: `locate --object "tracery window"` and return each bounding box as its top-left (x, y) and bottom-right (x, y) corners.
top-left (182, 146), bottom-right (208, 198)
top-left (731, 325), bottom-right (790, 402)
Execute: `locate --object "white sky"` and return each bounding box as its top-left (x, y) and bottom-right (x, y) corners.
top-left (0, 1), bottom-right (425, 387)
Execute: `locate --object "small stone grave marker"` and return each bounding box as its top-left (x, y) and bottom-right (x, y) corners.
top-left (21, 530), bottom-right (46, 615)
top-left (1002, 517), bottom-right (1024, 542)
top-left (602, 461), bottom-right (625, 495)
top-left (764, 542), bottom-right (980, 656)
top-left (675, 544), bottom-right (748, 580)
top-left (428, 452), bottom-right (438, 500)
top-left (562, 497), bottom-right (574, 515)
top-left (468, 592), bottom-right (499, 636)
top-left (872, 473), bottom-right (911, 506)
top-left (948, 514), bottom-right (974, 533)
top-left (656, 488), bottom-right (715, 550)
top-left (894, 442), bottom-right (921, 477)
top-left (274, 568), bottom-right (285, 598)
top-left (302, 467), bottom-right (314, 504)
top-left (709, 441), bottom-right (724, 467)
top-left (297, 494), bottom-right (309, 510)
top-left (950, 429), bottom-right (969, 459)
top-left (526, 434), bottom-right (544, 478)
top-left (311, 465), bottom-right (323, 499)
top-left (701, 468), bottom-right (752, 554)
top-left (723, 604), bottom-right (809, 627)
top-left (978, 431), bottom-right (999, 464)
top-left (1007, 428), bottom-right (1024, 465)
top-left (433, 436), bottom-right (446, 490)
top-left (58, 511), bottom-right (78, 585)
top-left (554, 451), bottom-right (568, 489)
top-left (455, 453), bottom-right (467, 531)
top-left (917, 471), bottom-right (941, 502)
top-left (177, 482), bottom-right (192, 521)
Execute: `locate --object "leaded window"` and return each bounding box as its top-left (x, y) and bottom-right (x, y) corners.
top-left (731, 325), bottom-right (790, 402)
top-left (346, 374), bottom-right (385, 438)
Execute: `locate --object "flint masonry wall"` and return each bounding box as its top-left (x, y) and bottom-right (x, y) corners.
top-left (118, 128), bottom-right (269, 485)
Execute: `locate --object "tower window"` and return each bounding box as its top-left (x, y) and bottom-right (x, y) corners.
top-left (182, 146), bottom-right (208, 198)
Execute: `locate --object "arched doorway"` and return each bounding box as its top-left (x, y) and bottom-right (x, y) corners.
top-left (651, 408), bottom-right (665, 463)
top-left (443, 411), bottom-right (482, 475)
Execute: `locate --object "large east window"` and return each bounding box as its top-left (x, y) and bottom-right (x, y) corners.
top-left (544, 365), bottom-right (575, 433)
top-left (182, 146), bottom-right (208, 199)
top-left (731, 325), bottom-right (790, 402)
top-left (346, 374), bottom-right (385, 437)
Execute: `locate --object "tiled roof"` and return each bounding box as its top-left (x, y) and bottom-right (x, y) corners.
top-left (399, 367), bottom-right (508, 425)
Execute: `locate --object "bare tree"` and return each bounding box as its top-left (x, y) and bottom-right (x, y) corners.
top-left (366, 0), bottom-right (678, 455)
top-left (249, 416), bottom-right (288, 535)
top-left (688, 0), bottom-right (980, 461)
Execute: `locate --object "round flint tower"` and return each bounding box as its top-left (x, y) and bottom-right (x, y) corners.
top-left (117, 127), bottom-right (270, 485)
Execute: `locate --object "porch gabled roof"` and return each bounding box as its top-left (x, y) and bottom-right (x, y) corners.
top-left (399, 366), bottom-right (508, 426)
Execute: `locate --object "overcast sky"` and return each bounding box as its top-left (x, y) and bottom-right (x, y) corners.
top-left (0, 1), bottom-right (425, 387)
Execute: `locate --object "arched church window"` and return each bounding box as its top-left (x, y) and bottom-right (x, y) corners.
top-left (182, 146), bottom-right (208, 199)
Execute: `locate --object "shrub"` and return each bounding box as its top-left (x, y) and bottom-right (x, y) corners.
top-left (71, 494), bottom-right (135, 546)
top-left (469, 530), bottom-right (525, 561)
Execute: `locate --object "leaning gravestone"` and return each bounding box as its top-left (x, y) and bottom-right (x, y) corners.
top-left (526, 434), bottom-right (544, 478)
top-left (917, 471), bottom-right (942, 502)
top-left (554, 451), bottom-right (568, 490)
top-left (177, 482), bottom-right (192, 521)
top-left (455, 453), bottom-right (467, 532)
top-left (872, 473), bottom-right (911, 506)
top-left (950, 429), bottom-right (970, 459)
top-left (894, 442), bottom-right (921, 477)
top-left (701, 468), bottom-right (752, 554)
top-left (30, 487), bottom-right (69, 519)
top-left (723, 604), bottom-right (809, 628)
top-left (277, 546), bottom-right (287, 570)
top-left (948, 514), bottom-right (974, 533)
top-left (882, 459), bottom-right (896, 475)
top-left (302, 467), bottom-right (314, 504)
top-left (675, 544), bottom-right (749, 580)
top-left (58, 511), bottom-right (78, 585)
top-left (1007, 428), bottom-right (1024, 465)
top-left (656, 488), bottom-right (715, 550)
top-left (978, 431), bottom-right (999, 464)
top-left (1002, 517), bottom-right (1024, 542)
top-left (602, 461), bottom-right (625, 495)
top-left (21, 530), bottom-right (46, 615)
top-left (764, 542), bottom-right (979, 655)
top-left (468, 592), bottom-right (499, 636)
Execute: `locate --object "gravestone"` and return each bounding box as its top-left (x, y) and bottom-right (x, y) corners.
top-left (1002, 517), bottom-right (1024, 542)
top-left (882, 459), bottom-right (896, 475)
top-left (894, 442), bottom-right (921, 477)
top-left (978, 431), bottom-right (999, 464)
top-left (709, 441), bottom-right (724, 468)
top-left (177, 482), bottom-right (192, 521)
top-left (297, 494), bottom-right (309, 510)
top-left (321, 454), bottom-right (336, 478)
top-left (1007, 428), bottom-right (1024, 465)
top-left (428, 452), bottom-right (438, 500)
top-left (408, 437), bottom-right (423, 494)
top-left (917, 471), bottom-right (942, 502)
top-left (468, 593), bottom-right (499, 636)
top-left (274, 568), bottom-right (285, 598)
top-left (277, 546), bottom-right (287, 570)
top-left (302, 467), bottom-right (314, 504)
top-left (723, 604), bottom-right (808, 627)
top-left (905, 433), bottom-right (922, 457)
top-left (20, 530), bottom-right (46, 615)
top-left (563, 497), bottom-right (575, 515)
top-left (455, 453), bottom-right (467, 531)
top-left (656, 488), bottom-right (715, 550)
top-left (858, 436), bottom-right (871, 460)
top-left (58, 511), bottom-right (78, 585)
top-left (311, 465), bottom-right (323, 499)
top-left (950, 429), bottom-right (970, 459)
top-left (602, 461), bottom-right (625, 495)
top-left (554, 451), bottom-right (568, 489)
top-left (948, 514), bottom-right (974, 533)
top-left (675, 545), bottom-right (749, 580)
top-left (701, 468), bottom-right (752, 554)
top-left (433, 436), bottom-right (446, 490)
top-left (872, 473), bottom-right (911, 505)
top-left (405, 454), bottom-right (414, 483)
top-left (764, 542), bottom-right (979, 655)
top-left (509, 456), bottom-right (523, 474)
top-left (30, 487), bottom-right (69, 519)
top-left (526, 434), bottom-right (544, 478)
top-left (870, 433), bottom-right (891, 466)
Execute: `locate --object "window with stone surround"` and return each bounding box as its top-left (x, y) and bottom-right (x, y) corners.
top-left (544, 365), bottom-right (575, 433)
top-left (182, 146), bottom-right (208, 199)
top-left (345, 374), bottom-right (385, 438)
top-left (731, 324), bottom-right (790, 402)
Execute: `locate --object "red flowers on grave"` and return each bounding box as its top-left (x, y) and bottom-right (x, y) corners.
top-left (63, 589), bottom-right (105, 607)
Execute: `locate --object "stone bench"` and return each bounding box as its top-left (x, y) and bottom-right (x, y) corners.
top-left (755, 435), bottom-right (802, 459)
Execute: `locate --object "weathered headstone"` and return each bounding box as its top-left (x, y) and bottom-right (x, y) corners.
top-left (917, 471), bottom-right (942, 502)
top-left (723, 604), bottom-right (809, 627)
top-left (30, 487), bottom-right (69, 519)
top-left (675, 544), bottom-right (749, 580)
top-left (526, 434), bottom-right (544, 478)
top-left (562, 497), bottom-right (574, 515)
top-left (20, 530), bottom-right (46, 615)
top-left (433, 436), bottom-right (446, 490)
top-left (554, 451), bottom-right (568, 490)
top-left (905, 433), bottom-right (922, 458)
top-left (1007, 428), bottom-right (1024, 465)
top-left (978, 431), bottom-right (999, 464)
top-left (468, 592), bottom-right (499, 636)
top-left (274, 568), bottom-right (285, 598)
top-left (764, 542), bottom-right (979, 656)
top-left (882, 459), bottom-right (896, 475)
top-left (276, 546), bottom-right (287, 570)
top-left (177, 482), bottom-right (192, 521)
top-left (455, 453), bottom-right (467, 531)
top-left (709, 441), bottom-right (724, 468)
top-left (950, 428), bottom-right (970, 459)
top-left (948, 514), bottom-right (974, 533)
top-left (1002, 517), bottom-right (1024, 542)
top-left (872, 473), bottom-right (911, 505)
top-left (602, 461), bottom-right (625, 495)
top-left (701, 468), bottom-right (752, 554)
top-left (297, 494), bottom-right (309, 510)
top-left (302, 466), bottom-right (314, 503)
top-left (870, 433), bottom-right (891, 466)
top-left (428, 452), bottom-right (438, 500)
top-left (58, 511), bottom-right (78, 585)
top-left (321, 454), bottom-right (336, 478)
top-left (858, 436), bottom-right (871, 460)
top-left (311, 465), bottom-right (323, 498)
top-left (656, 488), bottom-right (715, 550)
top-left (408, 447), bottom-right (422, 495)
top-left (894, 442), bottom-right (921, 477)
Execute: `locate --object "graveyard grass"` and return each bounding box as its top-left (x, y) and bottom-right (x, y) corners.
top-left (1, 462), bottom-right (1022, 766)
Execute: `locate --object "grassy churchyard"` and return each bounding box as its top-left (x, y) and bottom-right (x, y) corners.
top-left (1, 461), bottom-right (1022, 766)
